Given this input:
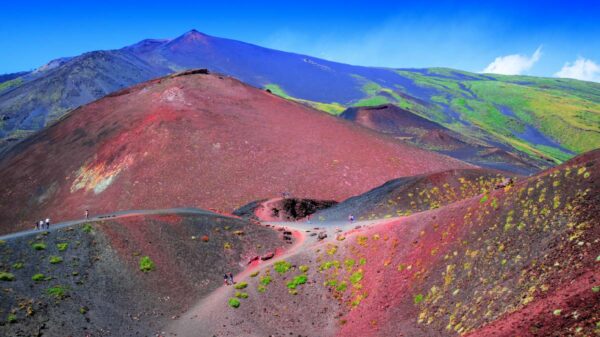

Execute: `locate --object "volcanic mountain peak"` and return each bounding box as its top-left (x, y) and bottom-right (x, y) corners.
top-left (165, 29), bottom-right (210, 49)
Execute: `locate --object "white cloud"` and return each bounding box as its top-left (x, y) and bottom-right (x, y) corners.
top-left (482, 47), bottom-right (542, 75)
top-left (554, 57), bottom-right (600, 82)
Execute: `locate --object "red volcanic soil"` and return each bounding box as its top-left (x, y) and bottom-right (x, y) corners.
top-left (332, 149), bottom-right (600, 336)
top-left (0, 71), bottom-right (472, 234)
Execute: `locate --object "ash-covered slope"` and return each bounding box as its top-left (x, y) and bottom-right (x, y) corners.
top-left (340, 104), bottom-right (543, 174)
top-left (0, 70), bottom-right (472, 234)
top-left (0, 211), bottom-right (286, 336)
top-left (0, 50), bottom-right (168, 150)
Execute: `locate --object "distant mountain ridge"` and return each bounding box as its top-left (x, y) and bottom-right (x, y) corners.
top-left (1, 29), bottom-right (598, 167)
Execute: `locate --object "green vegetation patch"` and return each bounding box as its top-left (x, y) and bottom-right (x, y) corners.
top-left (235, 291), bottom-right (249, 299)
top-left (32, 242), bottom-right (46, 250)
top-left (228, 297), bottom-right (241, 308)
top-left (0, 272), bottom-right (16, 281)
top-left (139, 256), bottom-right (155, 272)
top-left (349, 270), bottom-right (364, 285)
top-left (56, 243), bottom-right (69, 251)
top-left (273, 260), bottom-right (292, 274)
top-left (49, 256), bottom-right (63, 264)
top-left (12, 262), bottom-right (24, 270)
top-left (82, 223), bottom-right (93, 233)
top-left (286, 275), bottom-right (308, 290)
top-left (234, 281), bottom-right (248, 289)
top-left (259, 275), bottom-right (272, 286)
top-left (47, 285), bottom-right (68, 299)
top-left (32, 273), bottom-right (46, 282)
top-left (7, 313), bottom-right (17, 324)
top-left (414, 293), bottom-right (424, 304)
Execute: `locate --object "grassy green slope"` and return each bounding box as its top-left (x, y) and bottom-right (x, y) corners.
top-left (266, 68), bottom-right (600, 164)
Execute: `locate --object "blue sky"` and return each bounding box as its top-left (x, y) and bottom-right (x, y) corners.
top-left (1, 0), bottom-right (599, 80)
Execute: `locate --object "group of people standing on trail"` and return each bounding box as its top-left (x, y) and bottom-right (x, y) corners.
top-left (35, 218), bottom-right (51, 230)
top-left (223, 272), bottom-right (235, 285)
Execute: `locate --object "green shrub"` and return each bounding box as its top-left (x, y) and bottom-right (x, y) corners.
top-left (32, 273), bottom-right (46, 282)
top-left (299, 265), bottom-right (309, 273)
top-left (82, 224), bottom-right (93, 233)
top-left (235, 291), bottom-right (249, 299)
top-left (249, 271), bottom-right (260, 277)
top-left (0, 240), bottom-right (5, 245)
top-left (139, 256), bottom-right (155, 272)
top-left (7, 313), bottom-right (16, 323)
top-left (233, 281), bottom-right (247, 289)
top-left (0, 272), bottom-right (15, 281)
top-left (349, 270), bottom-right (363, 285)
top-left (257, 285), bottom-right (266, 293)
top-left (273, 260), bottom-right (291, 274)
top-left (47, 285), bottom-right (68, 299)
top-left (228, 298), bottom-right (240, 308)
top-left (414, 293), bottom-right (424, 304)
top-left (49, 256), bottom-right (63, 264)
top-left (336, 281), bottom-right (348, 292)
top-left (259, 275), bottom-right (272, 286)
top-left (479, 194), bottom-right (489, 203)
top-left (286, 275), bottom-right (308, 290)
top-left (12, 262), bottom-right (24, 270)
top-left (32, 242), bottom-right (46, 250)
top-left (79, 306), bottom-right (88, 314)
top-left (344, 259), bottom-right (355, 268)
top-left (56, 243), bottom-right (69, 251)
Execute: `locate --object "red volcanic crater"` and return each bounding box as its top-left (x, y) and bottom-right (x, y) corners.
top-left (0, 71), bottom-right (473, 234)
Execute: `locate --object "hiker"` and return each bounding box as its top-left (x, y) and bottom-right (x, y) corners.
top-left (224, 273), bottom-right (229, 285)
top-left (85, 209), bottom-right (89, 220)
top-left (45, 218), bottom-right (50, 229)
top-left (34, 221), bottom-right (39, 230)
top-left (228, 272), bottom-right (234, 285)
top-left (348, 214), bottom-right (355, 223)
top-left (38, 220), bottom-right (44, 230)
top-left (307, 214), bottom-right (311, 224)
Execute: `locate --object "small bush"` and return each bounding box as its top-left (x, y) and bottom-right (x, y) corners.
top-left (249, 271), bottom-right (260, 277)
top-left (0, 272), bottom-right (15, 281)
top-left (139, 256), bottom-right (155, 272)
top-left (56, 243), bottom-right (69, 251)
top-left (0, 240), bottom-right (5, 245)
top-left (286, 275), bottom-right (308, 290)
top-left (79, 306), bottom-right (88, 314)
top-left (414, 293), bottom-right (424, 304)
top-left (223, 242), bottom-right (232, 250)
top-left (32, 273), bottom-right (46, 282)
top-left (49, 256), bottom-right (63, 264)
top-left (233, 281), bottom-right (247, 289)
top-left (259, 275), bottom-right (272, 286)
top-left (336, 281), bottom-right (348, 292)
top-left (7, 313), bottom-right (16, 323)
top-left (273, 260), bottom-right (291, 274)
top-left (257, 285), bottom-right (266, 293)
top-left (235, 291), bottom-right (249, 299)
top-left (12, 262), bottom-right (24, 270)
top-left (47, 285), bottom-right (68, 299)
top-left (228, 298), bottom-right (240, 308)
top-left (32, 242), bottom-right (46, 250)
top-left (349, 270), bottom-right (363, 285)
top-left (299, 265), bottom-right (309, 273)
top-left (82, 224), bottom-right (94, 233)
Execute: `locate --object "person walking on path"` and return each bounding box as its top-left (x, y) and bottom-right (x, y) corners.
top-left (38, 220), bottom-right (44, 230)
top-left (45, 218), bottom-right (50, 229)
top-left (228, 272), bottom-right (234, 285)
top-left (85, 210), bottom-right (89, 220)
top-left (224, 273), bottom-right (230, 285)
